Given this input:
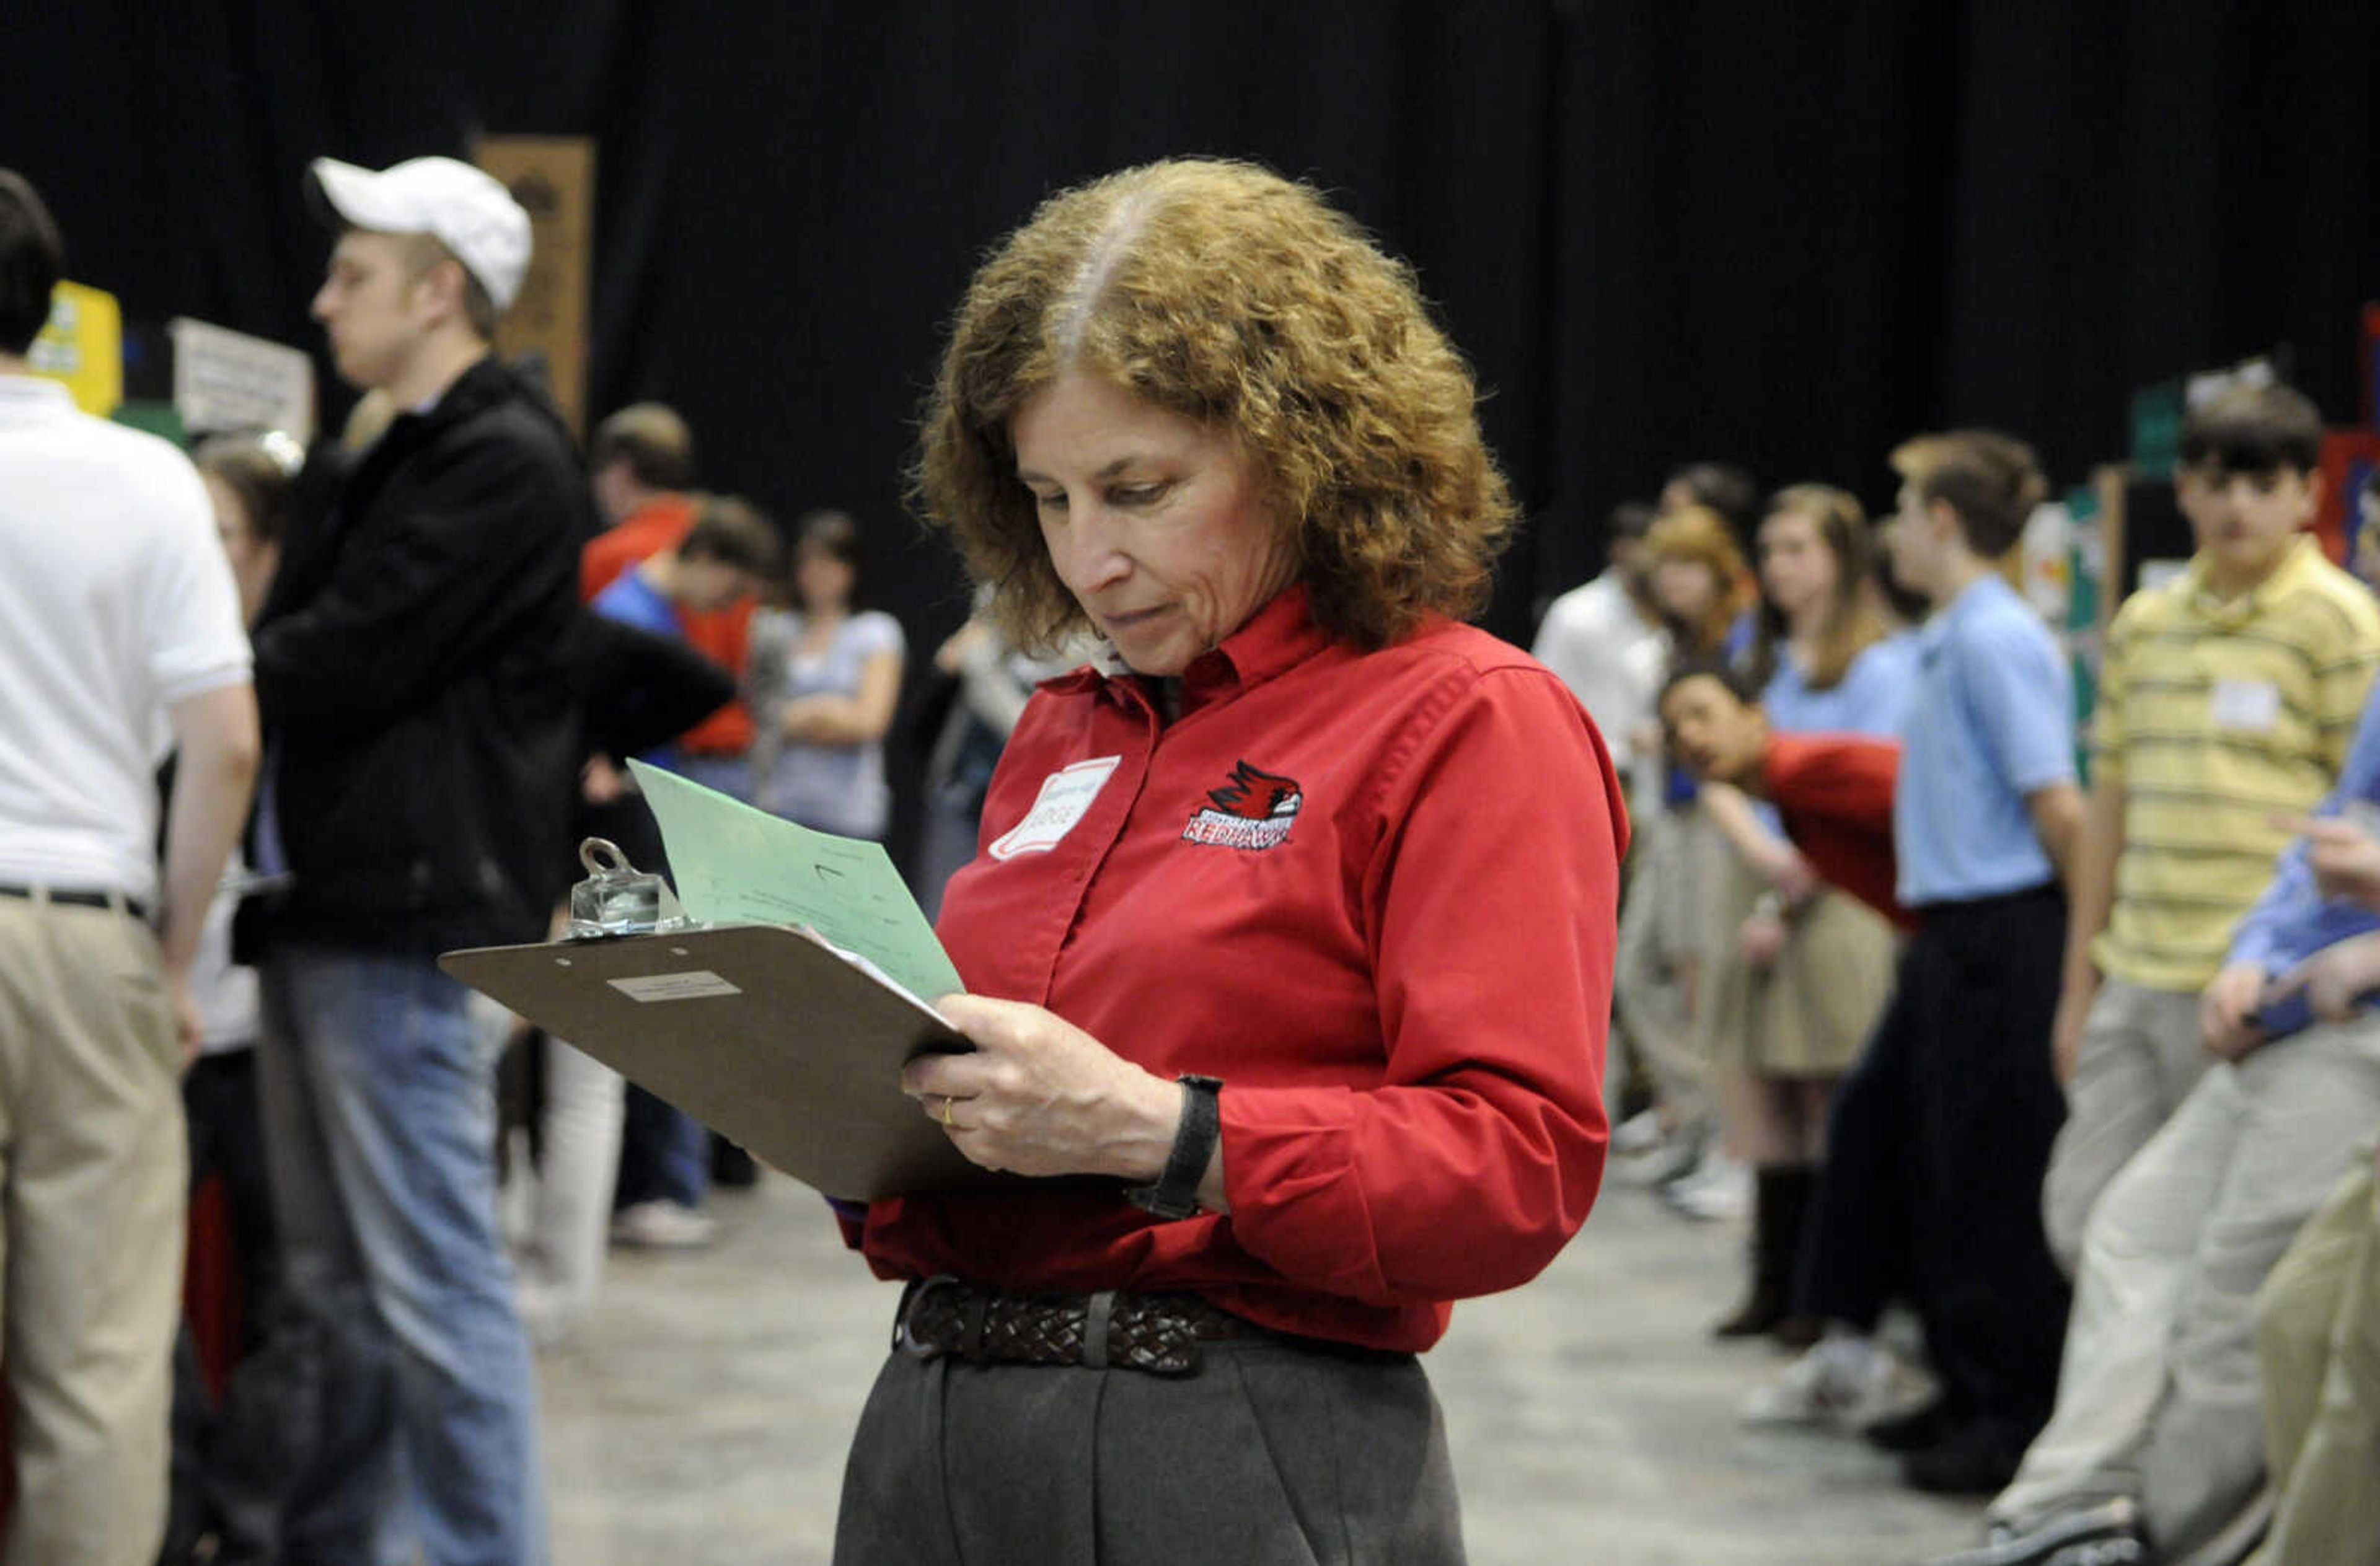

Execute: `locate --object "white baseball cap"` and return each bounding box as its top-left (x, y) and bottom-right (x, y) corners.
top-left (307, 156), bottom-right (532, 312)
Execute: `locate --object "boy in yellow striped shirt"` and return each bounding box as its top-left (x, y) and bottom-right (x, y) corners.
top-left (2047, 384), bottom-right (2380, 1270)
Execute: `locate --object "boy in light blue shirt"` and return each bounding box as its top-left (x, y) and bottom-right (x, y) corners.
top-left (1778, 431), bottom-right (2085, 1497)
top-left (1891, 555), bottom-right (2078, 908)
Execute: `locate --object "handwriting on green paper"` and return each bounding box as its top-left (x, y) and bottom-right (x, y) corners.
top-left (625, 760), bottom-right (963, 1003)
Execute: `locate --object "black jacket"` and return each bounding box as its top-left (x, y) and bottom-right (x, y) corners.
top-left (251, 357), bottom-right (591, 954)
top-left (563, 612), bottom-right (736, 767)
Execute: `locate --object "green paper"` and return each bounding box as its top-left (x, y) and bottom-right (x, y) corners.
top-left (625, 760), bottom-right (963, 1004)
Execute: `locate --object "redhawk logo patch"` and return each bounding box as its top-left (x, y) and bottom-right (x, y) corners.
top-left (1182, 760), bottom-right (1302, 850)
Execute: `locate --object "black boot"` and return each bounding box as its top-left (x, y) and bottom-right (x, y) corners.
top-left (1713, 1164), bottom-right (1815, 1338)
top-left (1765, 1163), bottom-right (1824, 1347)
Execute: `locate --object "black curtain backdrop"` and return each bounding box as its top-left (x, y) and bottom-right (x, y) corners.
top-left (9, 0), bottom-right (2378, 860)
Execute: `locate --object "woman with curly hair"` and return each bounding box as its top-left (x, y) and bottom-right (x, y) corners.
top-left (837, 159), bottom-right (1627, 1564)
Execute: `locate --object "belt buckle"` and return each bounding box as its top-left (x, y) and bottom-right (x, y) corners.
top-left (894, 1274), bottom-right (964, 1360)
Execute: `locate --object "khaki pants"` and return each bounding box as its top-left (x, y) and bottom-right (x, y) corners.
top-left (1610, 807), bottom-right (1717, 1128)
top-left (0, 895), bottom-right (185, 1566)
top-left (1992, 1014), bottom-right (2380, 1559)
top-left (2249, 1152), bottom-right (2380, 1566)
top-left (2042, 980), bottom-right (2210, 1275)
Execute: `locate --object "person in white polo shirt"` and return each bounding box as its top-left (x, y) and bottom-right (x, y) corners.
top-left (0, 168), bottom-right (258, 1566)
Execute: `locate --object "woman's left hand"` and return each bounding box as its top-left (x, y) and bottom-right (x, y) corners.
top-left (902, 995), bottom-right (1181, 1181)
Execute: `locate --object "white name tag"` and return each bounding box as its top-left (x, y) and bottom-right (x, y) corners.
top-left (988, 756), bottom-right (1122, 860)
top-left (2210, 678), bottom-right (2281, 734)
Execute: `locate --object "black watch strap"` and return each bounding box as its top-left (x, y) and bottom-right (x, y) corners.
top-left (1126, 1074), bottom-right (1223, 1220)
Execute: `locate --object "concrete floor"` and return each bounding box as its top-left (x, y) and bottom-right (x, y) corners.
top-left (540, 1174), bottom-right (1985, 1565)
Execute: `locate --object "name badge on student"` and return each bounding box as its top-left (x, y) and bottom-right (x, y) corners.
top-left (988, 756), bottom-right (1122, 860)
top-left (2210, 677), bottom-right (2281, 734)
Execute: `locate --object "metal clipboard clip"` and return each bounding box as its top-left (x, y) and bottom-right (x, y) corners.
top-left (565, 837), bottom-right (692, 939)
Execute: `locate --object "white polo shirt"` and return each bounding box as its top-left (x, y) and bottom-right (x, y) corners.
top-left (0, 376), bottom-right (252, 902)
top-left (1532, 568), bottom-right (1668, 776)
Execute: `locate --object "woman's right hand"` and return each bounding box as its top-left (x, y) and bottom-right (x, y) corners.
top-left (902, 995), bottom-right (1212, 1202)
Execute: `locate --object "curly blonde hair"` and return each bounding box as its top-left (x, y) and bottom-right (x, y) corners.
top-left (915, 158), bottom-right (1514, 654)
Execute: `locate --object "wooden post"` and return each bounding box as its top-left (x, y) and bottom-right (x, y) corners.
top-left (475, 136), bottom-right (596, 440)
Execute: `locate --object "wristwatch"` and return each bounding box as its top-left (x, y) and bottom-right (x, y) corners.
top-left (1125, 1074), bottom-right (1223, 1220)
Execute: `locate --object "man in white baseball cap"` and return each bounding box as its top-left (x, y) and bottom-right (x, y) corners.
top-left (250, 154), bottom-right (587, 1564)
top-left (311, 156), bottom-right (529, 314)
top-left (304, 155), bottom-right (529, 400)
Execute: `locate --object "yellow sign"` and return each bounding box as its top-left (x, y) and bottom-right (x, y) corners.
top-left (28, 279), bottom-right (123, 415)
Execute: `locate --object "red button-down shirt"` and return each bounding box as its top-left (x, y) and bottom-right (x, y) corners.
top-left (859, 587), bottom-right (1627, 1352)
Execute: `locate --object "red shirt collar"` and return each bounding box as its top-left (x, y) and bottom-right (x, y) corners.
top-left (1182, 584), bottom-right (1331, 706)
top-left (1057, 584), bottom-right (1333, 717)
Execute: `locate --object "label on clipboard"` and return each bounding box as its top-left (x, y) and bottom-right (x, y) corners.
top-left (609, 970), bottom-right (743, 1003)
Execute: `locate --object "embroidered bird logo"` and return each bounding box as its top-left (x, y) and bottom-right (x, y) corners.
top-left (1207, 760), bottom-right (1303, 820)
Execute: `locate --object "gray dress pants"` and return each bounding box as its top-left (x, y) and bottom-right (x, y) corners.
top-left (834, 1334), bottom-right (1465, 1565)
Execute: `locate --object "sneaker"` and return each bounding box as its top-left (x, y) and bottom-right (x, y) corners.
top-left (1612, 1124), bottom-right (1706, 1188)
top-left (1739, 1331), bottom-right (1935, 1431)
top-left (1662, 1150), bottom-right (1752, 1221)
top-left (1920, 1498), bottom-right (2143, 1566)
top-left (609, 1199), bottom-right (717, 1250)
top-left (2044, 1541), bottom-right (2147, 1566)
top-left (1610, 1108), bottom-right (1668, 1157)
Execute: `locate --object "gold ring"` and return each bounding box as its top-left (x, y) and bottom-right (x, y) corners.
top-left (937, 1096), bottom-right (954, 1127)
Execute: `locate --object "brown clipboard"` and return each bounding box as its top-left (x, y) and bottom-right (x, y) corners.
top-left (439, 923), bottom-right (1003, 1200)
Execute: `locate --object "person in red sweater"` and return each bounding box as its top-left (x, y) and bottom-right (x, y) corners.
top-left (583, 402), bottom-right (758, 799)
top-left (1657, 659), bottom-right (1908, 929)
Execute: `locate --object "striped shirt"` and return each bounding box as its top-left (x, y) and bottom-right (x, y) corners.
top-left (2093, 537), bottom-right (2380, 988)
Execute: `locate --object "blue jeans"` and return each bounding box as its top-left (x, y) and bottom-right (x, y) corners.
top-left (256, 943), bottom-right (546, 1566)
top-left (615, 1083), bottom-right (711, 1208)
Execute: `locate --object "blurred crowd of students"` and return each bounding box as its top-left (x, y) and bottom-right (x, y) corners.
top-left (0, 156), bottom-right (1062, 1566)
top-left (12, 141), bottom-right (2380, 1566)
top-left (179, 387), bottom-right (1035, 1546)
top-left (1537, 397), bottom-right (2380, 1566)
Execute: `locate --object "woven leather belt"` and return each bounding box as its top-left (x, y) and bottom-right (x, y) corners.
top-left (0, 883), bottom-right (149, 922)
top-left (892, 1276), bottom-right (1251, 1376)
